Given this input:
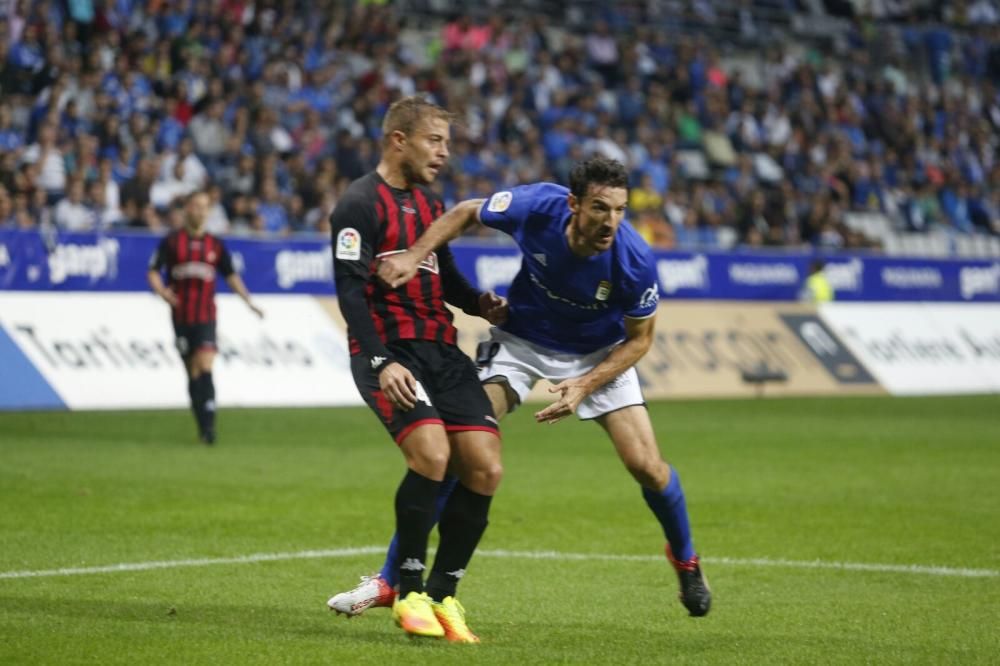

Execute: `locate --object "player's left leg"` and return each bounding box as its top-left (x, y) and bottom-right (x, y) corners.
top-left (185, 323), bottom-right (218, 444)
top-left (188, 347), bottom-right (217, 444)
top-left (596, 405), bottom-right (711, 617)
top-left (423, 428), bottom-right (501, 643)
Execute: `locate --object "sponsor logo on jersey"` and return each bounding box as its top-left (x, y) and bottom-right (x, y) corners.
top-left (487, 191), bottom-right (512, 212)
top-left (595, 280), bottom-right (612, 301)
top-left (401, 204), bottom-right (417, 214)
top-left (959, 263), bottom-right (1000, 299)
top-left (171, 261), bottom-right (217, 281)
top-left (335, 227), bottom-right (361, 260)
top-left (375, 250), bottom-right (439, 275)
top-left (529, 272), bottom-right (607, 310)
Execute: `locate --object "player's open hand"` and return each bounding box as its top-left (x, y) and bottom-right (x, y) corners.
top-left (479, 291), bottom-right (509, 325)
top-left (159, 288), bottom-right (179, 307)
top-left (377, 251), bottom-right (421, 289)
top-left (534, 379), bottom-right (590, 425)
top-left (379, 362), bottom-right (418, 411)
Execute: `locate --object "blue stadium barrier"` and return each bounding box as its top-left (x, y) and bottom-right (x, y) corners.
top-left (1, 228), bottom-right (998, 302)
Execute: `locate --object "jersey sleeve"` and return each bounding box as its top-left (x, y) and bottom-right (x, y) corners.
top-left (329, 194), bottom-right (394, 367)
top-left (148, 235), bottom-right (170, 272)
top-left (623, 250), bottom-right (660, 319)
top-left (438, 243), bottom-right (481, 316)
top-left (217, 240), bottom-right (235, 278)
top-left (478, 183), bottom-right (567, 235)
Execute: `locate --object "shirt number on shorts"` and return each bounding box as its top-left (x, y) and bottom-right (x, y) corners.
top-left (414, 381), bottom-right (432, 407)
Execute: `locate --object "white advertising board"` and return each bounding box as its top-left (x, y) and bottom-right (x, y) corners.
top-left (0, 292), bottom-right (361, 409)
top-left (819, 303), bottom-right (1000, 395)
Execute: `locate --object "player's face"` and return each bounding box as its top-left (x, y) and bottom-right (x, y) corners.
top-left (401, 117), bottom-right (450, 185)
top-left (569, 184), bottom-right (628, 254)
top-left (186, 193), bottom-right (210, 232)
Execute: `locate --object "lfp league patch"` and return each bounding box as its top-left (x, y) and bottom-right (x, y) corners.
top-left (336, 228), bottom-right (361, 260)
top-left (487, 191), bottom-right (512, 212)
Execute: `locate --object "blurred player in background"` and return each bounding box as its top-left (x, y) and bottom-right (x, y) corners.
top-left (328, 96), bottom-right (507, 643)
top-left (147, 191), bottom-right (263, 445)
top-left (330, 157), bottom-right (711, 619)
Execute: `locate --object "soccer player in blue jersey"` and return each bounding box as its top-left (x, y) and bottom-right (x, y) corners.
top-left (328, 157), bottom-right (711, 618)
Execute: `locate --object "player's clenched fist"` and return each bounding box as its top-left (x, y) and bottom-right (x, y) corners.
top-left (377, 251), bottom-right (421, 289)
top-left (479, 291), bottom-right (508, 325)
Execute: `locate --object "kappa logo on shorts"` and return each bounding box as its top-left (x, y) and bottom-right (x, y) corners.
top-left (335, 228), bottom-right (361, 260)
top-left (487, 191), bottom-right (513, 212)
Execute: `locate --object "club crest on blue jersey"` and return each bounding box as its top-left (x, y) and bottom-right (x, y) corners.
top-left (595, 280), bottom-right (612, 301)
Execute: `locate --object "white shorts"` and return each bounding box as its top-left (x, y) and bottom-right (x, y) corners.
top-left (478, 328), bottom-right (645, 420)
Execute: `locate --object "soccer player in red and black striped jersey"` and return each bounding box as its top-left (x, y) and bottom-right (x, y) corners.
top-left (147, 191), bottom-right (263, 445)
top-left (329, 96), bottom-right (505, 642)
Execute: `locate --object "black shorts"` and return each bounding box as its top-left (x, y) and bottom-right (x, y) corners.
top-left (173, 322), bottom-right (217, 359)
top-left (352, 339), bottom-right (500, 445)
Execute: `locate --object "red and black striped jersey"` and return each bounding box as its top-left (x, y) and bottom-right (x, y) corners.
top-left (149, 229), bottom-right (235, 325)
top-left (330, 171), bottom-right (481, 367)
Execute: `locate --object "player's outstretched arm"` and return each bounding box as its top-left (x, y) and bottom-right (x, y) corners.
top-left (534, 316), bottom-right (656, 424)
top-left (225, 274), bottom-right (264, 318)
top-left (377, 198), bottom-right (485, 288)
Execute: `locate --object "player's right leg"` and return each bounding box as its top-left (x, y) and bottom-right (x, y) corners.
top-left (328, 346), bottom-right (521, 618)
top-left (390, 423), bottom-right (451, 638)
top-left (596, 405), bottom-right (711, 617)
top-left (329, 352), bottom-right (447, 637)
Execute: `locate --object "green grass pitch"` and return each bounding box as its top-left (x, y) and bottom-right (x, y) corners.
top-left (1, 396), bottom-right (998, 664)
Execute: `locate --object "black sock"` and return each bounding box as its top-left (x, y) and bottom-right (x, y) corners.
top-left (395, 469), bottom-right (442, 597)
top-left (187, 377), bottom-right (200, 430)
top-left (426, 483), bottom-right (492, 602)
top-left (197, 373), bottom-right (216, 433)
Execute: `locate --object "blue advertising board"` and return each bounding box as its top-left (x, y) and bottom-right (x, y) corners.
top-left (1, 228), bottom-right (998, 302)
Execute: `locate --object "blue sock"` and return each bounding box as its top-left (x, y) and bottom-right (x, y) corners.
top-left (642, 468), bottom-right (696, 563)
top-left (380, 474), bottom-right (459, 586)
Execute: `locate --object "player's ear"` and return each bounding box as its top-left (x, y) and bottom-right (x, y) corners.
top-left (390, 129), bottom-right (408, 151)
top-left (567, 193), bottom-right (579, 215)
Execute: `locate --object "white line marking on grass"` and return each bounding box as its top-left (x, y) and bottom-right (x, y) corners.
top-left (1, 547), bottom-right (995, 581)
top-left (0, 547), bottom-right (385, 580)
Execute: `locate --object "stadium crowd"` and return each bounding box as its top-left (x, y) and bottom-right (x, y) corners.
top-left (2, 0), bottom-right (1000, 251)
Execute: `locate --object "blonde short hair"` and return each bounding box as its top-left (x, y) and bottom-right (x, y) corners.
top-left (381, 96), bottom-right (454, 145)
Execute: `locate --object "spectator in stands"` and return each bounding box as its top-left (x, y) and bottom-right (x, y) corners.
top-left (0, 0), bottom-right (994, 258)
top-left (53, 178), bottom-right (95, 230)
top-left (21, 123), bottom-right (66, 202)
top-left (255, 179), bottom-right (289, 235)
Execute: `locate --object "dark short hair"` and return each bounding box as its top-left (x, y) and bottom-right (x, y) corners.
top-left (568, 157), bottom-right (629, 199)
top-left (381, 96), bottom-right (454, 144)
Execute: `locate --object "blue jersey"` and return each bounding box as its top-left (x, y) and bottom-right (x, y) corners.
top-left (479, 183), bottom-right (659, 354)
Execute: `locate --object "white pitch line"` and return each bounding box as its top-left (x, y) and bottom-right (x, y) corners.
top-left (0, 547), bottom-right (995, 581)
